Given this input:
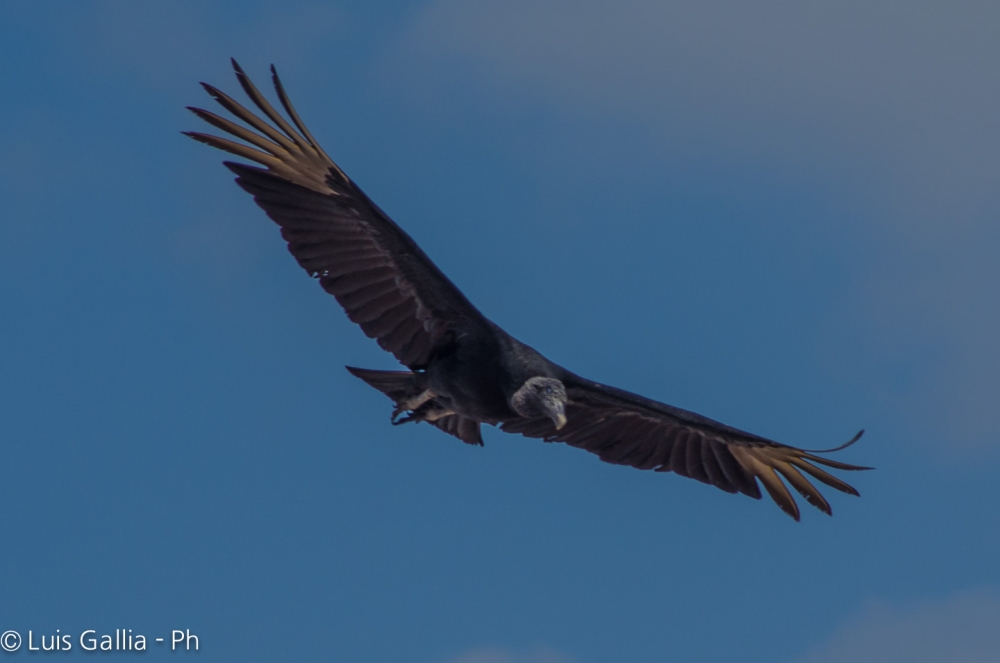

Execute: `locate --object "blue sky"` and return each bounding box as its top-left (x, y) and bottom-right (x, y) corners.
top-left (1, 2), bottom-right (998, 661)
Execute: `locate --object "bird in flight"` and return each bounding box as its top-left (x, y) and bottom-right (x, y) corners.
top-left (186, 60), bottom-right (870, 520)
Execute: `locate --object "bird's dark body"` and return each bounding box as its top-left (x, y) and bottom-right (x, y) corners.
top-left (187, 60), bottom-right (872, 520)
top-left (427, 326), bottom-right (556, 422)
top-left (426, 326), bottom-right (507, 423)
top-left (361, 321), bottom-right (566, 426)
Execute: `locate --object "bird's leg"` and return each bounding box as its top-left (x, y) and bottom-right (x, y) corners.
top-left (401, 389), bottom-right (435, 411)
top-left (391, 389), bottom-right (437, 424)
top-left (422, 407), bottom-right (457, 422)
top-left (392, 412), bottom-right (419, 425)
top-left (392, 399), bottom-right (456, 426)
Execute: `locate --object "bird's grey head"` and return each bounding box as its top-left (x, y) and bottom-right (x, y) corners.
top-left (510, 377), bottom-right (568, 430)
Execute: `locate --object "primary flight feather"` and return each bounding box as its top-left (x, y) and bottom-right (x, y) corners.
top-left (186, 60), bottom-right (870, 520)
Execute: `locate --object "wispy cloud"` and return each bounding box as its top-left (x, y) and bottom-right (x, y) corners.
top-left (795, 589), bottom-right (1000, 663)
top-left (74, 1), bottom-right (345, 93)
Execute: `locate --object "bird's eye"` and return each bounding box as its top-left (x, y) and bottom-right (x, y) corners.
top-left (545, 386), bottom-right (554, 394)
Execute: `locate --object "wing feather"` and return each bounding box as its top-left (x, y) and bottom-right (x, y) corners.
top-left (187, 60), bottom-right (490, 369)
top-left (667, 430), bottom-right (691, 477)
top-left (502, 373), bottom-right (870, 519)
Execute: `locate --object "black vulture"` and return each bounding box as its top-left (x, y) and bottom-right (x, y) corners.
top-left (185, 60), bottom-right (870, 520)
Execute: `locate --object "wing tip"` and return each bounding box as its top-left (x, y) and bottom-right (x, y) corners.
top-left (806, 496), bottom-right (833, 516)
top-left (782, 503), bottom-right (802, 522)
top-left (182, 131), bottom-right (216, 146)
top-left (802, 428), bottom-right (866, 453)
top-left (198, 81), bottom-right (226, 102)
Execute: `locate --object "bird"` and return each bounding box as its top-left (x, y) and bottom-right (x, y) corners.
top-left (185, 59), bottom-right (870, 521)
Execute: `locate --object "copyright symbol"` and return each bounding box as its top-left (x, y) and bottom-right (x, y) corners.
top-left (0, 631), bottom-right (20, 652)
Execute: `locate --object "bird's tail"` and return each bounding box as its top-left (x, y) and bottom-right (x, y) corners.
top-left (345, 366), bottom-right (425, 404)
top-left (345, 366), bottom-right (483, 446)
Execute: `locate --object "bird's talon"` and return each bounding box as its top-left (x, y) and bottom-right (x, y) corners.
top-left (392, 412), bottom-right (416, 425)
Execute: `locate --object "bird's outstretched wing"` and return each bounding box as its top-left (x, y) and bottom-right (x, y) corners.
top-left (185, 60), bottom-right (489, 369)
top-left (502, 375), bottom-right (870, 520)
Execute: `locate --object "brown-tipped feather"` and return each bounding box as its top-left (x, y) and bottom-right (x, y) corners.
top-left (801, 453), bottom-right (874, 471)
top-left (709, 439), bottom-right (759, 498)
top-left (772, 459), bottom-right (832, 515)
top-left (734, 447), bottom-right (800, 520)
top-left (788, 457), bottom-right (861, 497)
top-left (197, 83), bottom-right (298, 153)
top-left (187, 106), bottom-right (287, 157)
top-left (230, 60), bottom-right (317, 157)
top-left (269, 64), bottom-right (336, 165)
top-left (183, 132), bottom-right (282, 169)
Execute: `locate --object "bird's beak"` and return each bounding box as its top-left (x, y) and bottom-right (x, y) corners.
top-left (551, 402), bottom-right (567, 430)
